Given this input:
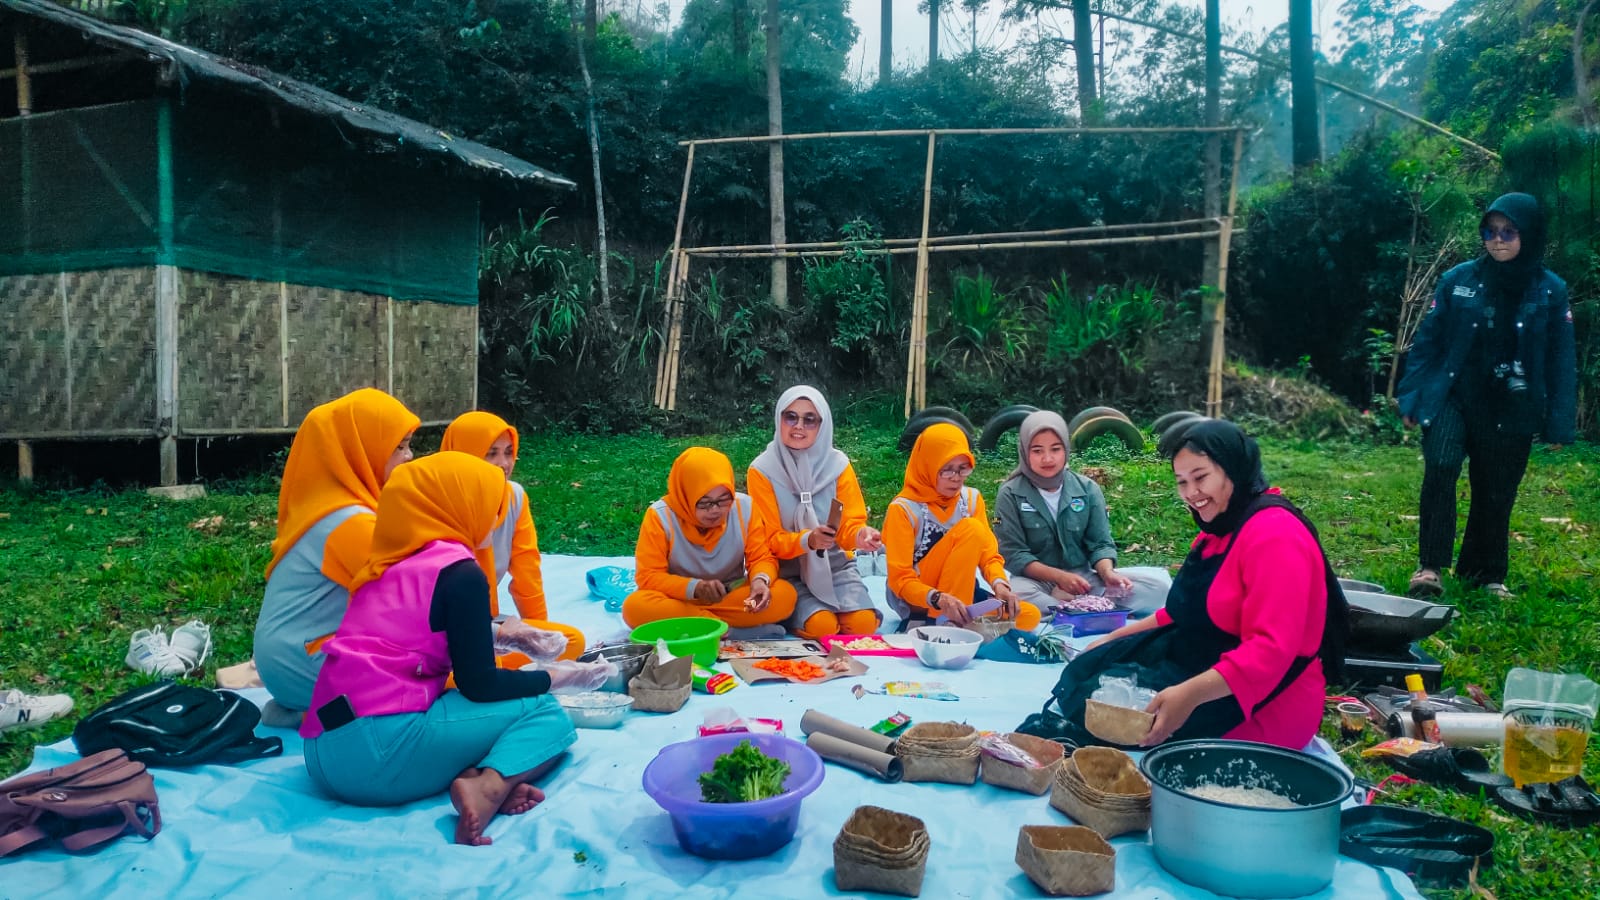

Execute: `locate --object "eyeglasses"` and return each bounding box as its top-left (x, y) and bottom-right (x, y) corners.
top-left (1480, 225), bottom-right (1520, 243)
top-left (937, 464), bottom-right (973, 479)
top-left (781, 411), bottom-right (823, 430)
top-left (695, 495), bottom-right (736, 511)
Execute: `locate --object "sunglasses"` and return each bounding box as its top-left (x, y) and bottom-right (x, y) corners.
top-left (695, 495), bottom-right (735, 511)
top-left (1480, 225), bottom-right (1520, 243)
top-left (781, 411), bottom-right (823, 430)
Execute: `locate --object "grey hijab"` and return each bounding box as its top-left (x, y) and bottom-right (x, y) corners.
top-left (1007, 410), bottom-right (1070, 492)
top-left (749, 385), bottom-right (850, 602)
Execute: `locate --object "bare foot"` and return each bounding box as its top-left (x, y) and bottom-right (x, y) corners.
top-left (499, 782), bottom-right (545, 816)
top-left (449, 770), bottom-right (511, 846)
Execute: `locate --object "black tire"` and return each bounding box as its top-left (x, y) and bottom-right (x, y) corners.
top-left (906, 405), bottom-right (977, 436)
top-left (1150, 410), bottom-right (1205, 435)
top-left (978, 407), bottom-right (1038, 452)
top-left (1155, 415), bottom-right (1206, 459)
top-left (898, 416), bottom-right (973, 453)
top-left (1067, 405), bottom-right (1131, 435)
top-left (989, 403), bottom-right (1041, 421)
top-left (1071, 415), bottom-right (1146, 454)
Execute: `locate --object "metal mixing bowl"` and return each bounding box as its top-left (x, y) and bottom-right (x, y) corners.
top-left (579, 642), bottom-right (656, 693)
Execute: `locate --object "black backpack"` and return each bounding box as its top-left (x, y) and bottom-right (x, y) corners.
top-left (72, 682), bottom-right (283, 767)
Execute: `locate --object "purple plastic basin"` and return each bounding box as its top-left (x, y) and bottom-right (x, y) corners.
top-left (641, 732), bottom-right (825, 859)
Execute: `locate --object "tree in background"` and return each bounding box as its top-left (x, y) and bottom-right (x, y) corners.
top-left (1289, 0), bottom-right (1319, 167)
top-left (767, 0), bottom-right (789, 308)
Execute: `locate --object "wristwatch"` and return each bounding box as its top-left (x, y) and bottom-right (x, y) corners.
top-left (926, 590), bottom-right (942, 611)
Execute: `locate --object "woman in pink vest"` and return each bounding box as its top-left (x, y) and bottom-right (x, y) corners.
top-left (300, 452), bottom-right (614, 845)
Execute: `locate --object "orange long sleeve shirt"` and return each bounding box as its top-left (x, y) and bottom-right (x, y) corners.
top-left (633, 498), bottom-right (781, 599)
top-left (883, 488), bottom-right (1007, 610)
top-left (746, 465), bottom-right (869, 560)
top-left (503, 497), bottom-right (547, 620)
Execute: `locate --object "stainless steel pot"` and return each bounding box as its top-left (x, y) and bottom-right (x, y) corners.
top-left (1139, 740), bottom-right (1353, 899)
top-left (578, 642), bottom-right (655, 693)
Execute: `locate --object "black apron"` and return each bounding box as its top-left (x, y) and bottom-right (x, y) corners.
top-left (1017, 494), bottom-right (1347, 748)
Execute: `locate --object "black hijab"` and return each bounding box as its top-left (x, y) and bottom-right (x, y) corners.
top-left (1480, 192), bottom-right (1545, 301)
top-left (1163, 419), bottom-right (1271, 536)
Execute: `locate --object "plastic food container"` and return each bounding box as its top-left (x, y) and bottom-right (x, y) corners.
top-left (556, 691), bottom-right (635, 729)
top-left (1052, 607), bottom-right (1128, 636)
top-left (910, 626), bottom-right (983, 670)
top-left (629, 617), bottom-right (730, 666)
top-left (642, 732), bottom-right (825, 859)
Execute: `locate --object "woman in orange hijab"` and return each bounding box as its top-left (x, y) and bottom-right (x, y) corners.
top-left (883, 422), bottom-right (1036, 631)
top-left (255, 388), bottom-right (418, 718)
top-left (622, 447), bottom-right (797, 636)
top-left (300, 452), bottom-right (612, 846)
top-left (440, 411), bottom-right (584, 663)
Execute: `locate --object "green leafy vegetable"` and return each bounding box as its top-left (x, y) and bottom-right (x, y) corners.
top-left (698, 740), bottom-right (791, 803)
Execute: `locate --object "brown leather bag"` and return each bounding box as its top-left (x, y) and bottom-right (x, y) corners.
top-left (0, 749), bottom-right (161, 857)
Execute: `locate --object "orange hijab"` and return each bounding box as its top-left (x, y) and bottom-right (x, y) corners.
top-left (266, 388), bottom-right (420, 579)
top-left (899, 422), bottom-right (976, 515)
top-left (349, 451), bottom-right (511, 593)
top-left (440, 411), bottom-right (518, 469)
top-left (663, 447), bottom-right (737, 550)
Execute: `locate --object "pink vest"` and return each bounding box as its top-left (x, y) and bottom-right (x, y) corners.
top-left (300, 540), bottom-right (468, 739)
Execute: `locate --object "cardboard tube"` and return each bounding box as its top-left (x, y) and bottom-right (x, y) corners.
top-left (808, 733), bottom-right (904, 783)
top-left (801, 709), bottom-right (897, 754)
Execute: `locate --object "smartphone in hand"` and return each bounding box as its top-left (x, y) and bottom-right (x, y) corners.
top-left (826, 497), bottom-right (844, 531)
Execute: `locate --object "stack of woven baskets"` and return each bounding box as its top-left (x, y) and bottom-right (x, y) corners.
top-left (1014, 824), bottom-right (1116, 896)
top-left (1049, 746), bottom-right (1151, 838)
top-left (893, 722), bottom-right (981, 784)
top-left (833, 805), bottom-right (931, 897)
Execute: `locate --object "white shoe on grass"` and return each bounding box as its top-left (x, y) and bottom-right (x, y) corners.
top-left (126, 626), bottom-right (189, 677)
top-left (169, 620), bottom-right (213, 671)
top-left (0, 688), bottom-right (75, 732)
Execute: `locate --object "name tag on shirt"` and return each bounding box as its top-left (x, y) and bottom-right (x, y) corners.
top-left (1019, 502), bottom-right (1037, 513)
top-left (1452, 285), bottom-right (1476, 298)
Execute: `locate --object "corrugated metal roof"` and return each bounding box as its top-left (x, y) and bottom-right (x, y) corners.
top-left (2, 0), bottom-right (575, 189)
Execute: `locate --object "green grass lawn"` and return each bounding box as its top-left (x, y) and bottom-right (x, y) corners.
top-left (1, 423), bottom-right (1596, 898)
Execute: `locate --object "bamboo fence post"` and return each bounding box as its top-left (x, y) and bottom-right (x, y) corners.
top-left (665, 255), bottom-right (691, 411)
top-left (155, 98), bottom-right (179, 486)
top-left (14, 29), bottom-right (31, 483)
top-left (655, 143), bottom-right (696, 408)
top-left (906, 132), bottom-right (937, 418)
top-left (1206, 130), bottom-right (1247, 417)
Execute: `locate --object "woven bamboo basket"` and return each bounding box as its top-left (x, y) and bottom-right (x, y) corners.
top-left (1068, 747), bottom-right (1151, 800)
top-left (833, 805), bottom-right (930, 895)
top-left (1083, 699), bottom-right (1155, 746)
top-left (980, 732), bottom-right (1065, 796)
top-left (1014, 824), bottom-right (1116, 896)
top-left (626, 677), bottom-right (690, 713)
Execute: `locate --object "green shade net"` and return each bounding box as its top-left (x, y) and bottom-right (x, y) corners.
top-left (1, 97), bottom-right (479, 304)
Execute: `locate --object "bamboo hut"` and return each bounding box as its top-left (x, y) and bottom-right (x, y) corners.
top-left (1, 0), bottom-right (574, 484)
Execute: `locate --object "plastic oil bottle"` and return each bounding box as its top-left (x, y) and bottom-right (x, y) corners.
top-left (1405, 673), bottom-right (1443, 743)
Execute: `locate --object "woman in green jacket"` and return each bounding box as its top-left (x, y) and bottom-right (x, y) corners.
top-left (994, 411), bottom-right (1170, 615)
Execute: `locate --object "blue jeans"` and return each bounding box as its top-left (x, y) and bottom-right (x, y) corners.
top-left (303, 691), bottom-right (575, 807)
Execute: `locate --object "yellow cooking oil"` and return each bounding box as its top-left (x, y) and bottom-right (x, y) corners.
top-left (1502, 718), bottom-right (1590, 788)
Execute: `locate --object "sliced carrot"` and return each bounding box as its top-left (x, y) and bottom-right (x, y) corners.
top-left (752, 657), bottom-right (826, 681)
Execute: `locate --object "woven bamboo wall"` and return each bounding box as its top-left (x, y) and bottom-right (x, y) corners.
top-left (1, 267), bottom-right (474, 439)
top-left (392, 298), bottom-right (475, 423)
top-left (0, 268), bottom-right (156, 437)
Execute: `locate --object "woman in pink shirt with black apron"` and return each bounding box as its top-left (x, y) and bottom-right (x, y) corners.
top-left (1019, 419), bottom-right (1347, 751)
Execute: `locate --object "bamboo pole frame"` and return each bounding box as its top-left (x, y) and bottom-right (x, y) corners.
top-left (652, 125), bottom-right (1247, 414)
top-left (14, 29), bottom-right (31, 482)
top-left (1206, 130), bottom-right (1247, 417)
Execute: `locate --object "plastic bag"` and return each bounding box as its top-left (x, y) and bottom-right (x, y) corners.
top-left (1090, 674), bottom-right (1156, 711)
top-left (586, 566), bottom-right (637, 613)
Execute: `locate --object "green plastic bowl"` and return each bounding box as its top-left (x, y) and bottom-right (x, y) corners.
top-left (629, 617), bottom-right (730, 666)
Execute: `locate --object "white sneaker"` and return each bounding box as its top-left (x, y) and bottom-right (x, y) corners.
top-left (169, 620), bottom-right (213, 671)
top-left (126, 627), bottom-right (188, 677)
top-left (0, 688), bottom-right (75, 732)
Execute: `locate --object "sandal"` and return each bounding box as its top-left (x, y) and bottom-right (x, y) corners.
top-left (1493, 776), bottom-right (1600, 828)
top-left (1407, 568), bottom-right (1444, 598)
top-left (1481, 582), bottom-right (1515, 600)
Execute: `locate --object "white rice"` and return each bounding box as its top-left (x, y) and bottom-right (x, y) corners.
top-left (1182, 783), bottom-right (1301, 809)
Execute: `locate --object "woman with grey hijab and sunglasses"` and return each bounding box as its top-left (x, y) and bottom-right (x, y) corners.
top-left (748, 386), bottom-right (885, 639)
top-left (994, 410), bottom-right (1171, 615)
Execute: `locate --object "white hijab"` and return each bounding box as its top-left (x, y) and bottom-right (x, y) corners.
top-left (749, 385), bottom-right (850, 603)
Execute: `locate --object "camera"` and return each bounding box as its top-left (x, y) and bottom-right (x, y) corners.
top-left (1493, 360), bottom-right (1528, 394)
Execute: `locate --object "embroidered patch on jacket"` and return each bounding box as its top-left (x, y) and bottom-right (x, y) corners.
top-left (1069, 498), bottom-right (1086, 513)
top-left (1452, 285), bottom-right (1476, 298)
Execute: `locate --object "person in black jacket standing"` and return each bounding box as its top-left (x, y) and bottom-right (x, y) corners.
top-left (1397, 192), bottom-right (1577, 599)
